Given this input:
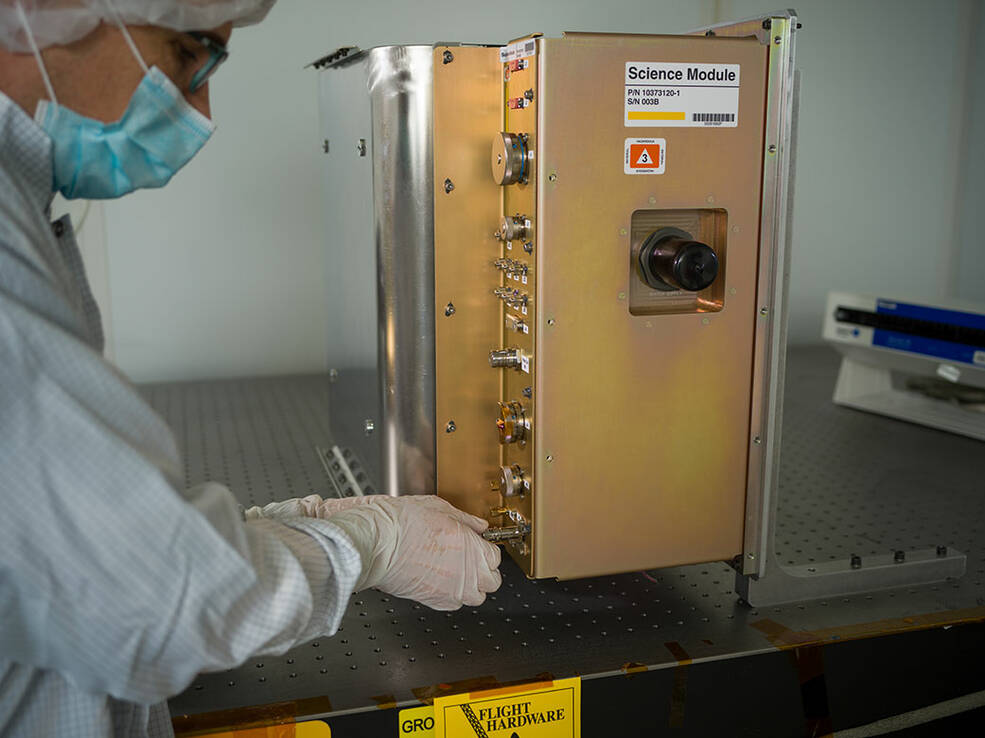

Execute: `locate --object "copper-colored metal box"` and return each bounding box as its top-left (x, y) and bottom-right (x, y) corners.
top-left (319, 18), bottom-right (796, 580)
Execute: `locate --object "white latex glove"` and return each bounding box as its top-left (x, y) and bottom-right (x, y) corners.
top-left (244, 494), bottom-right (326, 521)
top-left (245, 494), bottom-right (503, 611)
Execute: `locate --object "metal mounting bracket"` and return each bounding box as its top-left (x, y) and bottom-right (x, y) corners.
top-left (736, 547), bottom-right (967, 607)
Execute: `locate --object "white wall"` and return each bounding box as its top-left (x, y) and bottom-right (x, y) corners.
top-left (954, 1), bottom-right (985, 303)
top-left (722, 0), bottom-right (981, 340)
top-left (92, 0), bottom-right (985, 382)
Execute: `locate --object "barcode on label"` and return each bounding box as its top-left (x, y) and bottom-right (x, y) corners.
top-left (524, 41), bottom-right (535, 54)
top-left (693, 113), bottom-right (735, 122)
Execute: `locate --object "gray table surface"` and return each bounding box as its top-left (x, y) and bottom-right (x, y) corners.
top-left (146, 345), bottom-right (985, 720)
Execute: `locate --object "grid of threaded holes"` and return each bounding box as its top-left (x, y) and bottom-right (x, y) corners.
top-left (149, 355), bottom-right (983, 709)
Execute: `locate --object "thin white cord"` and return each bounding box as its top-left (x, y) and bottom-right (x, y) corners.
top-left (14, 1), bottom-right (58, 105)
top-left (100, 0), bottom-right (149, 74)
top-left (75, 201), bottom-right (92, 234)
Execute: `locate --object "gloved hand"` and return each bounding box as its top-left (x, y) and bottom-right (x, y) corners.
top-left (244, 494), bottom-right (327, 521)
top-left (322, 495), bottom-right (502, 611)
top-left (245, 494), bottom-right (502, 611)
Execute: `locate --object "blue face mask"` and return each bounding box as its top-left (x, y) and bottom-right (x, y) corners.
top-left (16, 0), bottom-right (217, 201)
top-left (34, 67), bottom-right (216, 200)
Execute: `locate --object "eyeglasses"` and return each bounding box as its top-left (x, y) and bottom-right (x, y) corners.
top-left (185, 32), bottom-right (229, 93)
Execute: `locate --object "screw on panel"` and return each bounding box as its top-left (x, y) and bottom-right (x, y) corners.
top-left (444, 178), bottom-right (455, 193)
top-left (446, 420), bottom-right (457, 433)
top-left (522, 386), bottom-right (532, 398)
top-left (548, 173), bottom-right (558, 182)
top-left (364, 419), bottom-right (375, 436)
top-left (894, 550), bottom-right (906, 563)
top-left (546, 455), bottom-right (554, 462)
top-left (774, 36), bottom-right (782, 44)
top-left (523, 241), bottom-right (533, 254)
top-left (444, 302), bottom-right (456, 316)
top-left (329, 368), bottom-right (339, 382)
top-left (937, 545), bottom-right (948, 557)
top-left (768, 144), bottom-right (777, 154)
top-left (851, 554), bottom-right (862, 569)
top-left (322, 139), bottom-right (330, 153)
top-left (759, 306), bottom-right (769, 316)
top-left (753, 436), bottom-right (762, 445)
top-left (524, 88), bottom-right (535, 101)
top-left (357, 138), bottom-right (367, 156)
top-left (547, 318), bottom-right (556, 326)
top-left (442, 49), bottom-right (454, 64)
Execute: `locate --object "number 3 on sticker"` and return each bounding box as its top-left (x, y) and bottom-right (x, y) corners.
top-left (624, 137), bottom-right (666, 175)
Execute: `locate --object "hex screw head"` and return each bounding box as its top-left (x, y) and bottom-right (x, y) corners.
top-left (443, 178), bottom-right (455, 193)
top-left (445, 420), bottom-right (457, 433)
top-left (936, 545), bottom-right (948, 557)
top-left (774, 35), bottom-right (782, 44)
top-left (444, 302), bottom-right (456, 317)
top-left (442, 49), bottom-right (454, 64)
top-left (893, 550), bottom-right (905, 564)
top-left (850, 554), bottom-right (862, 569)
top-left (768, 144), bottom-right (777, 154)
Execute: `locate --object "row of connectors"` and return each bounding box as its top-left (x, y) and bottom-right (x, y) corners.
top-left (508, 90), bottom-right (534, 110)
top-left (494, 257), bottom-right (530, 283)
top-left (505, 313), bottom-right (529, 335)
top-left (486, 50), bottom-right (536, 550)
top-left (494, 286), bottom-right (530, 312)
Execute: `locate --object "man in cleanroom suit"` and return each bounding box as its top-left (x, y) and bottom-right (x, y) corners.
top-left (0, 1), bottom-right (502, 735)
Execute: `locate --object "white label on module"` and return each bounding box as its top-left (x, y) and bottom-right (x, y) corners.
top-left (521, 355), bottom-right (530, 373)
top-left (500, 39), bottom-right (537, 63)
top-left (625, 62), bottom-right (739, 128)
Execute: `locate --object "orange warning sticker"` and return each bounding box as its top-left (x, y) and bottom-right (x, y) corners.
top-left (624, 138), bottom-right (665, 174)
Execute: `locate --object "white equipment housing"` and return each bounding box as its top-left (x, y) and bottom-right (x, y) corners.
top-left (823, 291), bottom-right (985, 441)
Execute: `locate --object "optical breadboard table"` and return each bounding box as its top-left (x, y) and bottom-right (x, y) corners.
top-left (150, 346), bottom-right (985, 736)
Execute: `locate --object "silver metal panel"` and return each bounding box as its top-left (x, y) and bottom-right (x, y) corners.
top-left (155, 346), bottom-right (985, 721)
top-left (319, 46), bottom-right (436, 495)
top-left (320, 52), bottom-right (382, 491)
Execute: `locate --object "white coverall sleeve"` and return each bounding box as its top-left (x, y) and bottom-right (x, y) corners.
top-left (0, 296), bottom-right (362, 705)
